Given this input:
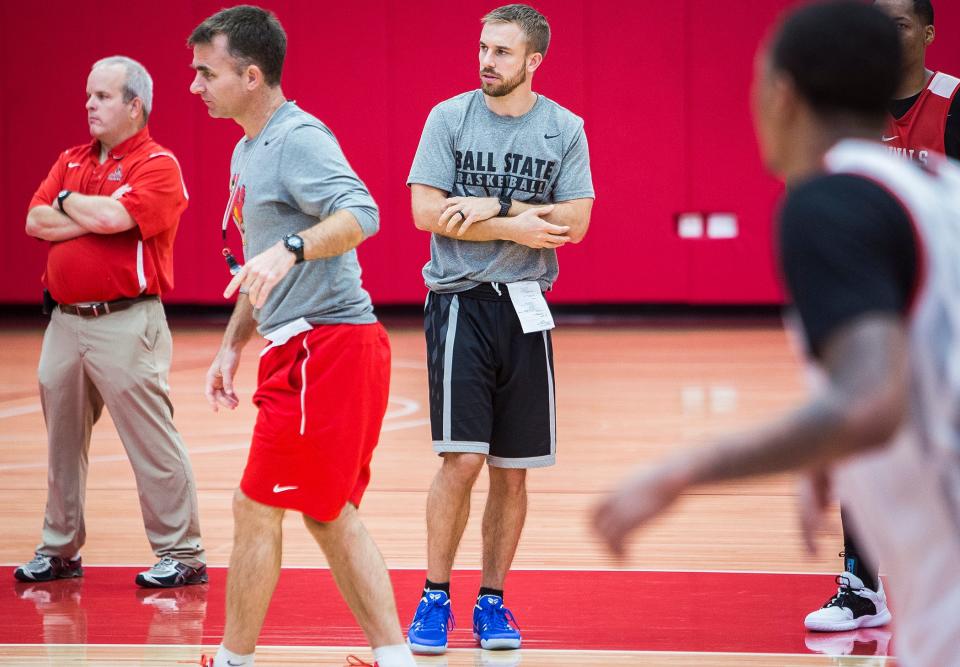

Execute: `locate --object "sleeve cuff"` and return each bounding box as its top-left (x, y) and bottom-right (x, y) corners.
top-left (552, 191), bottom-right (596, 202)
top-left (406, 177), bottom-right (454, 193)
top-left (344, 206), bottom-right (379, 238)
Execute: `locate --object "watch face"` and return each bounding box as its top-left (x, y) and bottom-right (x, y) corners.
top-left (59, 189), bottom-right (69, 198)
top-left (287, 235), bottom-right (304, 249)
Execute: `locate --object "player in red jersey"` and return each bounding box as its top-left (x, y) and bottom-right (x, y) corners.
top-left (881, 0), bottom-right (959, 162)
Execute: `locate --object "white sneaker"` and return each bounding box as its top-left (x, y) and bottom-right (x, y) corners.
top-left (804, 572), bottom-right (892, 632)
top-left (135, 557), bottom-right (207, 588)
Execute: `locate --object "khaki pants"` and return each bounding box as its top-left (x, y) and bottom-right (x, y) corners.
top-left (36, 299), bottom-right (204, 567)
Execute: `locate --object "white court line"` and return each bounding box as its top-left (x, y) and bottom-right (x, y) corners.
top-left (384, 396), bottom-right (420, 419)
top-left (0, 643), bottom-right (881, 660)
top-left (0, 404), bottom-right (41, 419)
top-left (0, 397), bottom-right (427, 472)
top-left (0, 562), bottom-right (842, 576)
top-left (392, 358), bottom-right (426, 369)
top-left (0, 401), bottom-right (421, 421)
top-left (0, 359), bottom-right (426, 420)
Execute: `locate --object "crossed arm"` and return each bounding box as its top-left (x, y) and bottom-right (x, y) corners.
top-left (25, 190), bottom-right (136, 241)
top-left (411, 184), bottom-right (593, 248)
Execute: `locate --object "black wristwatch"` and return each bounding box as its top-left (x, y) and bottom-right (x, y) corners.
top-left (57, 189), bottom-right (73, 213)
top-left (498, 193), bottom-right (512, 218)
top-left (282, 233), bottom-right (305, 264)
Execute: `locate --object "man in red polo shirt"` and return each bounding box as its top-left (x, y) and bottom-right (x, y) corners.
top-left (18, 55), bottom-right (206, 589)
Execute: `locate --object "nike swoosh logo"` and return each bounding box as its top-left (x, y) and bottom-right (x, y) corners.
top-left (544, 133), bottom-right (560, 139)
top-left (67, 162), bottom-right (82, 168)
top-left (273, 484), bottom-right (298, 493)
top-left (227, 661), bottom-right (244, 666)
top-left (881, 136), bottom-right (897, 142)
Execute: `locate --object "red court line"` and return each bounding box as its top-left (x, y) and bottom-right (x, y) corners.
top-left (3, 567), bottom-right (893, 657)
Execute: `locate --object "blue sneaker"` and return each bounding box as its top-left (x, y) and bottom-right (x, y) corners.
top-left (473, 595), bottom-right (521, 650)
top-left (407, 590), bottom-right (455, 655)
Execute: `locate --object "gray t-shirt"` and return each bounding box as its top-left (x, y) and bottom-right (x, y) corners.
top-left (229, 102), bottom-right (378, 334)
top-left (408, 90), bottom-right (594, 293)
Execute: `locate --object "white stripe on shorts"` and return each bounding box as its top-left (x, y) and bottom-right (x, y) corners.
top-left (543, 330), bottom-right (557, 457)
top-left (299, 336), bottom-right (310, 435)
top-left (442, 295), bottom-right (460, 442)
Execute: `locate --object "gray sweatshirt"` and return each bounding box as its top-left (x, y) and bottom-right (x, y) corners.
top-left (408, 90), bottom-right (594, 293)
top-left (229, 102), bottom-right (378, 334)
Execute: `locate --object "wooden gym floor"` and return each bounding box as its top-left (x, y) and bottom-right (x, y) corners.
top-left (0, 314), bottom-right (895, 665)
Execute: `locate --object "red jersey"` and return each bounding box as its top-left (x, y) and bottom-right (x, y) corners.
top-left (29, 127), bottom-right (188, 304)
top-left (885, 71), bottom-right (960, 164)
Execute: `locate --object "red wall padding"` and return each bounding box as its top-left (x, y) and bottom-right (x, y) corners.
top-left (3, 1), bottom-right (959, 305)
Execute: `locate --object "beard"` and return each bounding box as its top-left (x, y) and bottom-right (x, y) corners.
top-left (480, 64), bottom-right (527, 97)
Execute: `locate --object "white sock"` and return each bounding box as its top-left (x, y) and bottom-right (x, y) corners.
top-left (214, 645), bottom-right (255, 667)
top-left (372, 643), bottom-right (416, 667)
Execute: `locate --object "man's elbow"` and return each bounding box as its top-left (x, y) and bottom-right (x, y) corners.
top-left (346, 220), bottom-right (365, 249)
top-left (25, 208), bottom-right (50, 239)
top-left (347, 205), bottom-right (379, 240)
top-left (567, 218), bottom-right (591, 244)
top-left (841, 391), bottom-right (907, 455)
top-left (25, 216), bottom-right (41, 238)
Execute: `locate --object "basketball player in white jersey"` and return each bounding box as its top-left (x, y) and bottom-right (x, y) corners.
top-left (806, 0), bottom-right (960, 633)
top-left (593, 2), bottom-right (960, 665)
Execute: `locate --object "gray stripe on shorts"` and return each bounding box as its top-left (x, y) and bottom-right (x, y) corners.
top-left (433, 440), bottom-right (489, 455)
top-left (442, 295), bottom-right (460, 442)
top-left (488, 453), bottom-right (556, 469)
top-left (543, 330), bottom-right (556, 456)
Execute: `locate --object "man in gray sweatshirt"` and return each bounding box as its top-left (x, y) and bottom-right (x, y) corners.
top-left (187, 6), bottom-right (414, 667)
top-left (406, 3), bottom-right (594, 656)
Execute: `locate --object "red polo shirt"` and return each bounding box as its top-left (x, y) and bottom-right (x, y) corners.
top-left (29, 126), bottom-right (188, 304)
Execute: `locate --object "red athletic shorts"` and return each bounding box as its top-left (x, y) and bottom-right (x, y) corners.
top-left (240, 322), bottom-right (391, 521)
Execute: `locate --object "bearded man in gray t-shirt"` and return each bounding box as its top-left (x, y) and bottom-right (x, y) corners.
top-left (405, 3), bottom-right (595, 656)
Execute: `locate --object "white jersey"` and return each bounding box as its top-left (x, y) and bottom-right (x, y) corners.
top-left (822, 140), bottom-right (960, 667)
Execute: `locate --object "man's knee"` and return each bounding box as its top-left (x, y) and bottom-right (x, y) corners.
top-left (489, 467), bottom-right (527, 496)
top-left (302, 503), bottom-right (361, 549)
top-left (232, 488), bottom-right (284, 528)
top-left (303, 501), bottom-right (356, 530)
top-left (440, 452), bottom-right (486, 486)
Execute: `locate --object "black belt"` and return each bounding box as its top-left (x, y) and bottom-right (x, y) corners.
top-left (58, 295), bottom-right (158, 318)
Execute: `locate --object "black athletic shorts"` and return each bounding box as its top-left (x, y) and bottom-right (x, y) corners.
top-left (424, 284), bottom-right (556, 468)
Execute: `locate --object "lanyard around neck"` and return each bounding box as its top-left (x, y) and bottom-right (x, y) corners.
top-left (220, 101), bottom-right (289, 275)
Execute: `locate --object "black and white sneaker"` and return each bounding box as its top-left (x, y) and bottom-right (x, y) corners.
top-left (135, 557), bottom-right (208, 588)
top-left (13, 554), bottom-right (83, 582)
top-left (804, 572), bottom-right (892, 632)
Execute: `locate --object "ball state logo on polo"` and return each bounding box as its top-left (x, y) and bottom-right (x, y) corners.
top-left (228, 174), bottom-right (247, 239)
top-left (454, 149), bottom-right (557, 200)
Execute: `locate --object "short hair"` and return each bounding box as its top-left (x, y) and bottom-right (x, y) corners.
top-left (770, 0), bottom-right (901, 118)
top-left (482, 4), bottom-right (551, 57)
top-left (911, 0), bottom-right (934, 27)
top-left (92, 56), bottom-right (154, 124)
top-left (188, 5), bottom-right (286, 87)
